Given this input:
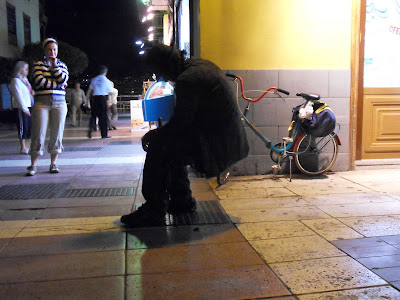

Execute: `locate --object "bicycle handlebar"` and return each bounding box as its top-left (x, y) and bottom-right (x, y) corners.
top-left (225, 73), bottom-right (290, 102)
top-left (277, 88), bottom-right (290, 95)
top-left (225, 73), bottom-right (237, 78)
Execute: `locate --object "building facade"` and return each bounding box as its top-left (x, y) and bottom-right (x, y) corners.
top-left (143, 0), bottom-right (400, 175)
top-left (0, 0), bottom-right (42, 58)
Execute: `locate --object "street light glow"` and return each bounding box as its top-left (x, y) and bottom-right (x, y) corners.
top-left (139, 50), bottom-right (145, 55)
top-left (148, 27), bottom-right (154, 32)
top-left (135, 40), bottom-right (143, 45)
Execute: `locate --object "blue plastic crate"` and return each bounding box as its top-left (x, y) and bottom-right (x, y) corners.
top-left (142, 94), bottom-right (174, 122)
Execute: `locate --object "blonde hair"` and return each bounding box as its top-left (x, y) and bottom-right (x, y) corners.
top-left (12, 61), bottom-right (28, 78)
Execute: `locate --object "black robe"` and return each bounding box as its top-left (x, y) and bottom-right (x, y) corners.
top-left (157, 58), bottom-right (249, 177)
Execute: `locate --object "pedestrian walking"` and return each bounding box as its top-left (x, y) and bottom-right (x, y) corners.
top-left (86, 65), bottom-right (113, 139)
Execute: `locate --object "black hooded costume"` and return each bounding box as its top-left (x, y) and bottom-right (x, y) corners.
top-left (121, 43), bottom-right (248, 226)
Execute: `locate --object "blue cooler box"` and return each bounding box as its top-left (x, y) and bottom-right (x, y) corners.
top-left (142, 80), bottom-right (175, 122)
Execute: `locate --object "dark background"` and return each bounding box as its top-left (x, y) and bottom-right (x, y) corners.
top-left (45, 0), bottom-right (151, 93)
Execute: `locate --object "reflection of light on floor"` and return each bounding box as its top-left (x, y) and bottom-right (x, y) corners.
top-left (0, 156), bottom-right (146, 167)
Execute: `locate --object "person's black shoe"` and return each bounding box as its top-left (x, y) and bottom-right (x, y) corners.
top-left (167, 197), bottom-right (197, 214)
top-left (108, 127), bottom-right (113, 130)
top-left (88, 131), bottom-right (92, 139)
top-left (121, 204), bottom-right (166, 228)
top-left (102, 135), bottom-right (111, 139)
top-left (112, 126), bottom-right (117, 130)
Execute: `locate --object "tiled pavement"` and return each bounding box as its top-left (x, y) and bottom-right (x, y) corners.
top-left (0, 114), bottom-right (400, 299)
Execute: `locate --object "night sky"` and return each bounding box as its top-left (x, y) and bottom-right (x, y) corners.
top-left (45, 0), bottom-right (148, 77)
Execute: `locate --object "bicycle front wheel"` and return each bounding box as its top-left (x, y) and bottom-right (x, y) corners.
top-left (293, 133), bottom-right (339, 175)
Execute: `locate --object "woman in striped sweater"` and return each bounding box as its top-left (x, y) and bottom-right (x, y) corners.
top-left (27, 38), bottom-right (69, 176)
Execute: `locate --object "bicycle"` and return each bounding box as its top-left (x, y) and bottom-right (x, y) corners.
top-left (217, 73), bottom-right (341, 185)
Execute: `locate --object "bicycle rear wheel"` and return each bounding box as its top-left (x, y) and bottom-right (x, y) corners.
top-left (293, 133), bottom-right (339, 175)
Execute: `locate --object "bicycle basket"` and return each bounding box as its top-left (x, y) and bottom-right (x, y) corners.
top-left (292, 102), bottom-right (336, 137)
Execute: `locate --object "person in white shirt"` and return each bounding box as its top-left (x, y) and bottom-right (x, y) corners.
top-left (10, 61), bottom-right (34, 154)
top-left (107, 82), bottom-right (118, 130)
top-left (86, 65), bottom-right (113, 138)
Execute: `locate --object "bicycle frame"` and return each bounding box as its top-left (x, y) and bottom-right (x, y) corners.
top-left (235, 76), bottom-right (341, 158)
top-left (243, 103), bottom-right (341, 154)
top-left (217, 74), bottom-right (342, 185)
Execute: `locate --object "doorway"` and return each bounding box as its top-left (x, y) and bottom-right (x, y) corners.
top-left (354, 0), bottom-right (400, 161)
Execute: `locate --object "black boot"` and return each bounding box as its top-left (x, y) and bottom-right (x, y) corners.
top-left (121, 204), bottom-right (166, 227)
top-left (167, 197), bottom-right (197, 214)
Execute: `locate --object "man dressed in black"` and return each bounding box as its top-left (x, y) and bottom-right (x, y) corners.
top-left (121, 43), bottom-right (249, 227)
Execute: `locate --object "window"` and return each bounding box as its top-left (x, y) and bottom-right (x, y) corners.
top-left (7, 2), bottom-right (17, 46)
top-left (364, 0), bottom-right (400, 87)
top-left (23, 14), bottom-right (31, 45)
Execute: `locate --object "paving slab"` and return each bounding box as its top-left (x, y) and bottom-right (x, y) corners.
top-left (304, 192), bottom-right (395, 206)
top-left (127, 242), bottom-right (264, 274)
top-left (358, 255), bottom-right (400, 269)
top-left (316, 202), bottom-right (400, 218)
top-left (1, 231), bottom-right (126, 257)
top-left (270, 256), bottom-right (387, 295)
top-left (339, 215), bottom-right (400, 237)
top-left (236, 220), bottom-right (316, 240)
top-left (225, 206), bottom-right (332, 223)
top-left (35, 205), bottom-right (132, 219)
top-left (0, 199), bottom-right (52, 210)
top-left (0, 276), bottom-right (125, 300)
top-left (126, 265), bottom-right (291, 300)
top-left (297, 286), bottom-right (400, 300)
top-left (215, 186), bottom-right (296, 200)
top-left (0, 250), bottom-right (125, 284)
top-left (302, 218), bottom-right (364, 241)
top-left (250, 235), bottom-right (345, 263)
top-left (220, 196), bottom-right (310, 210)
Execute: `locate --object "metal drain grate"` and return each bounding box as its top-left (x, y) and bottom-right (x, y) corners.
top-left (57, 187), bottom-right (135, 198)
top-left (134, 200), bottom-right (231, 226)
top-left (0, 183), bottom-right (69, 200)
top-left (64, 147), bottom-right (103, 152)
top-left (109, 141), bottom-right (134, 145)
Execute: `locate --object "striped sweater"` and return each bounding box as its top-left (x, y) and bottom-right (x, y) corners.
top-left (33, 59), bottom-right (69, 96)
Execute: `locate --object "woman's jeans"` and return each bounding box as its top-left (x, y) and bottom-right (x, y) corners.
top-left (30, 95), bottom-right (67, 156)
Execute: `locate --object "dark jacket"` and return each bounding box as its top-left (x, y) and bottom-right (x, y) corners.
top-left (158, 58), bottom-right (249, 177)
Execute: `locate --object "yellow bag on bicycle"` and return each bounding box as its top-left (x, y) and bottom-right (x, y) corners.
top-left (291, 102), bottom-right (336, 137)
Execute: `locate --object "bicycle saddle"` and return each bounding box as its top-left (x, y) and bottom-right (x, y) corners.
top-left (296, 93), bottom-right (320, 101)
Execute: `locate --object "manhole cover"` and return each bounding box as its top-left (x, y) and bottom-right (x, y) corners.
top-left (0, 183), bottom-right (69, 200)
top-left (57, 187), bottom-right (135, 198)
